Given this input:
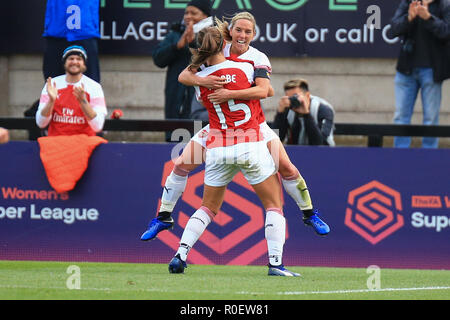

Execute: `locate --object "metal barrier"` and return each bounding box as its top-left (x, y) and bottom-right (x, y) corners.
top-left (1, 117), bottom-right (450, 147)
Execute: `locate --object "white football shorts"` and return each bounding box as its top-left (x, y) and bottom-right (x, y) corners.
top-left (191, 121), bottom-right (279, 148)
top-left (191, 124), bottom-right (210, 148)
top-left (204, 140), bottom-right (276, 187)
top-left (259, 121), bottom-right (279, 143)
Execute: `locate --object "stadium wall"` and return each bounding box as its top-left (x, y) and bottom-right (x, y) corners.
top-left (1, 141), bottom-right (449, 270)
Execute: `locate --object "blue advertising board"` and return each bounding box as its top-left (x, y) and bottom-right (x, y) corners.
top-left (0, 141), bottom-right (449, 269)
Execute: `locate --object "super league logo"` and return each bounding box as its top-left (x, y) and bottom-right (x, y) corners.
top-left (345, 180), bottom-right (404, 245)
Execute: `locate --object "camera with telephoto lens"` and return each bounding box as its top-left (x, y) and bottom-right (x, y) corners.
top-left (289, 94), bottom-right (302, 109)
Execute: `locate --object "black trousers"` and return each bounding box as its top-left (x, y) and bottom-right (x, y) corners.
top-left (43, 37), bottom-right (100, 83)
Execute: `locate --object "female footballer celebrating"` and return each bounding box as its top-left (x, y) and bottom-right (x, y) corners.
top-left (141, 12), bottom-right (329, 243)
top-left (168, 25), bottom-right (300, 276)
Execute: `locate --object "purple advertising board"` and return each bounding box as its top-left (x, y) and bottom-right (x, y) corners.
top-left (4, 0), bottom-right (402, 57)
top-left (0, 141), bottom-right (449, 270)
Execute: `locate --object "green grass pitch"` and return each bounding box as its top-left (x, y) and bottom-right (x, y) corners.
top-left (0, 260), bottom-right (449, 300)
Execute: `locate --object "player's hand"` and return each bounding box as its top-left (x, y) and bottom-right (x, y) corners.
top-left (278, 96), bottom-right (290, 113)
top-left (408, 1), bottom-right (419, 22)
top-left (73, 83), bottom-right (87, 103)
top-left (177, 21), bottom-right (195, 49)
top-left (208, 89), bottom-right (231, 104)
top-left (184, 22), bottom-right (195, 44)
top-left (46, 77), bottom-right (57, 102)
top-left (202, 75), bottom-right (227, 90)
top-left (0, 127), bottom-right (9, 144)
top-left (417, 0), bottom-right (432, 20)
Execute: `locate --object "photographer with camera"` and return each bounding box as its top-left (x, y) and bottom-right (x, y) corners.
top-left (272, 79), bottom-right (335, 146)
top-left (389, 0), bottom-right (450, 148)
top-left (152, 0), bottom-right (213, 141)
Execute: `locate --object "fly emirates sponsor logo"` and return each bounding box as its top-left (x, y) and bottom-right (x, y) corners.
top-left (53, 108), bottom-right (86, 125)
top-left (1, 187), bottom-right (99, 225)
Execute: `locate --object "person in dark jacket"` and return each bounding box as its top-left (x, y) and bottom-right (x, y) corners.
top-left (152, 0), bottom-right (212, 142)
top-left (389, 0), bottom-right (450, 148)
top-left (273, 79), bottom-right (335, 146)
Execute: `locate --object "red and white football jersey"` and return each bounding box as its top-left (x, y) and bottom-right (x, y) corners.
top-left (195, 60), bottom-right (262, 148)
top-left (223, 43), bottom-right (271, 124)
top-left (37, 75), bottom-right (107, 136)
top-left (223, 43), bottom-right (272, 73)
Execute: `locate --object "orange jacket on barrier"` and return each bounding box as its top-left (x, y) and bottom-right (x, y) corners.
top-left (38, 134), bottom-right (107, 193)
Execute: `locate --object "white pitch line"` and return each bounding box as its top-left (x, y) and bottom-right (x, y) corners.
top-left (1, 284), bottom-right (449, 296)
top-left (275, 286), bottom-right (450, 295)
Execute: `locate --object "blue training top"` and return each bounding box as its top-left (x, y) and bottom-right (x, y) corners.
top-left (43, 0), bottom-right (100, 41)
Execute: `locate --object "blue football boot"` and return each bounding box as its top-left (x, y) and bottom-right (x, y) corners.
top-left (268, 264), bottom-right (301, 277)
top-left (168, 254), bottom-right (187, 274)
top-left (140, 217), bottom-right (174, 241)
top-left (303, 209), bottom-right (330, 236)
